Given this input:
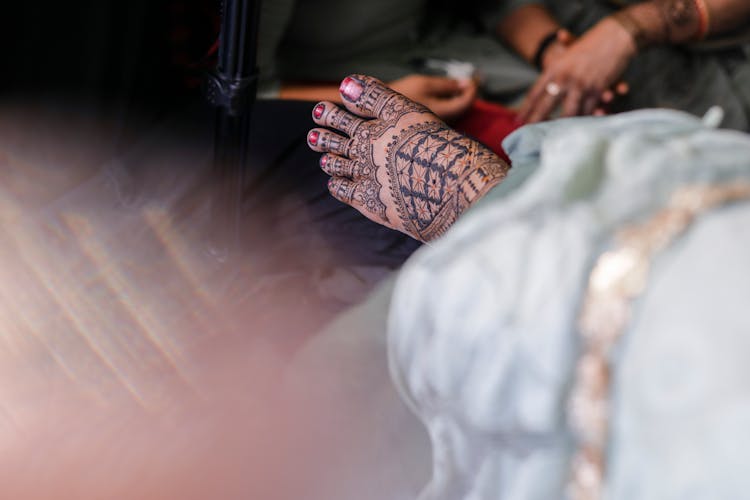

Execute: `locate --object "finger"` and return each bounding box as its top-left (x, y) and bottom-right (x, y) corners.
top-left (327, 176), bottom-right (359, 205)
top-left (526, 86), bottom-right (563, 123)
top-left (307, 128), bottom-right (353, 157)
top-left (518, 78), bottom-right (549, 123)
top-left (320, 154), bottom-right (369, 179)
top-left (433, 83), bottom-right (477, 121)
top-left (457, 78), bottom-right (478, 96)
top-left (423, 76), bottom-right (462, 96)
top-left (312, 101), bottom-right (366, 137)
top-left (562, 86), bottom-right (584, 117)
top-left (581, 94), bottom-right (600, 116)
top-left (557, 29), bottom-right (575, 45)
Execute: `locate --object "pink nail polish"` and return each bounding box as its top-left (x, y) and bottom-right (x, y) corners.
top-left (313, 103), bottom-right (325, 119)
top-left (320, 155), bottom-right (328, 168)
top-left (339, 76), bottom-right (363, 102)
top-left (308, 131), bottom-right (319, 146)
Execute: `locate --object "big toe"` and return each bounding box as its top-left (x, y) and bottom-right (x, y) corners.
top-left (339, 74), bottom-right (422, 120)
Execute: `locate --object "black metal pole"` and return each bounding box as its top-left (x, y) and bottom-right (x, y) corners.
top-left (206, 0), bottom-right (262, 259)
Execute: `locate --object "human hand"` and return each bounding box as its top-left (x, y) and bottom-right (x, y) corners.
top-left (389, 74), bottom-right (477, 122)
top-left (538, 28), bottom-right (576, 71)
top-left (307, 75), bottom-right (508, 242)
top-left (520, 17), bottom-right (637, 123)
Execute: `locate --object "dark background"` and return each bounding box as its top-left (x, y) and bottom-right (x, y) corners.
top-left (1, 0), bottom-right (418, 321)
top-left (3, 1), bottom-right (218, 110)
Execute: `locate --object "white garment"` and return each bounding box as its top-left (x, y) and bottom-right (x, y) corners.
top-left (388, 110), bottom-right (750, 499)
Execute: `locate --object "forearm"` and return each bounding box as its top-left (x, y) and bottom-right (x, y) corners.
top-left (616, 0), bottom-right (750, 49)
top-left (496, 4), bottom-right (562, 65)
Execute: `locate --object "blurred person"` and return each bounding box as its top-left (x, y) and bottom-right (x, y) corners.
top-left (258, 0), bottom-right (555, 158)
top-left (515, 0), bottom-right (750, 127)
top-left (261, 0), bottom-right (750, 146)
top-left (258, 0), bottom-right (539, 121)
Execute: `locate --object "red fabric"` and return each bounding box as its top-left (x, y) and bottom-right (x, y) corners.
top-left (453, 99), bottom-right (521, 164)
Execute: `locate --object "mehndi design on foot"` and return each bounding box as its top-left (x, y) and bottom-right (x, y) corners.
top-left (308, 75), bottom-right (509, 242)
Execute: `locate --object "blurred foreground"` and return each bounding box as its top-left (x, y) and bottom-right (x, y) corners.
top-left (0, 98), bottom-right (427, 499)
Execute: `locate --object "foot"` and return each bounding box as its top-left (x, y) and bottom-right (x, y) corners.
top-left (307, 75), bottom-right (509, 242)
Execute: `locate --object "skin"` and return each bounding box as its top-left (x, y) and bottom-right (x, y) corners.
top-left (499, 5), bottom-right (630, 121)
top-left (519, 17), bottom-right (637, 123)
top-left (282, 74), bottom-right (477, 122)
top-left (307, 75), bottom-right (509, 242)
top-left (519, 0), bottom-right (750, 123)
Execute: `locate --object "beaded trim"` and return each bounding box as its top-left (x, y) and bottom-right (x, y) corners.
top-left (567, 182), bottom-right (750, 500)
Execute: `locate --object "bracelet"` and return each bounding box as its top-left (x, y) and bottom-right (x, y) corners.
top-left (693, 0), bottom-right (710, 40)
top-left (532, 30), bottom-right (561, 70)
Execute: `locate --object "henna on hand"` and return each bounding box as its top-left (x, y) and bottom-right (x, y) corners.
top-left (616, 0), bottom-right (705, 49)
top-left (308, 75), bottom-right (509, 242)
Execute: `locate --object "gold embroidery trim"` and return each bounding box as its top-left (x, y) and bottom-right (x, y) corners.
top-left (567, 182), bottom-right (750, 500)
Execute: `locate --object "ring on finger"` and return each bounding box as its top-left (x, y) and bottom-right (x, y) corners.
top-left (545, 82), bottom-right (562, 97)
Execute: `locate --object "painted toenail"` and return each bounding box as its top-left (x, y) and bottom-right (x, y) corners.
top-left (308, 131), bottom-right (320, 146)
top-left (340, 77), bottom-right (364, 102)
top-left (320, 155), bottom-right (328, 168)
top-left (313, 103), bottom-right (325, 119)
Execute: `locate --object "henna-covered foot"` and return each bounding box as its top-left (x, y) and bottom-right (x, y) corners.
top-left (308, 75), bottom-right (510, 242)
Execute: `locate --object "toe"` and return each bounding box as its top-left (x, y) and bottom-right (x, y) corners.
top-left (320, 154), bottom-right (364, 179)
top-left (327, 176), bottom-right (359, 205)
top-left (312, 101), bottom-right (366, 137)
top-left (338, 74), bottom-right (419, 120)
top-left (307, 128), bottom-right (353, 156)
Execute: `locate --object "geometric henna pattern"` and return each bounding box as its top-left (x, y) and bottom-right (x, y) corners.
top-left (348, 112), bottom-right (507, 239)
top-left (386, 122), bottom-right (509, 240)
top-left (314, 74), bottom-right (510, 242)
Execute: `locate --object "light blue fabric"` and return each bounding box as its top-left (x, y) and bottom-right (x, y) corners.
top-left (388, 109), bottom-right (750, 499)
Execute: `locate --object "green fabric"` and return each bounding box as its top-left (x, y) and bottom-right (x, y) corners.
top-left (279, 0), bottom-right (426, 80)
top-left (258, 0), bottom-right (427, 92)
